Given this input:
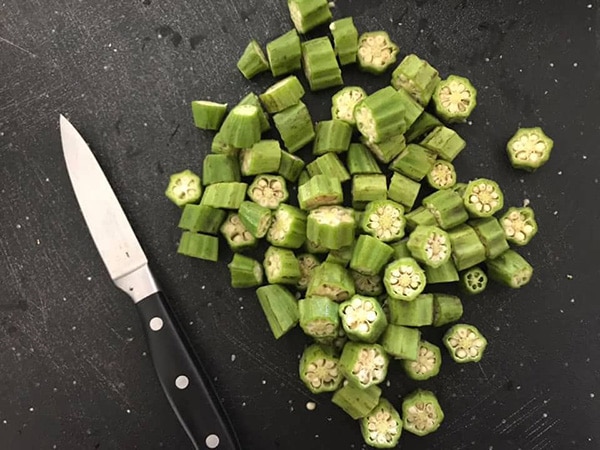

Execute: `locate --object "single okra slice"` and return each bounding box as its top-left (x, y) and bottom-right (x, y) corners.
top-left (237, 39), bottom-right (270, 80)
top-left (306, 152), bottom-right (351, 182)
top-left (402, 390), bottom-right (444, 436)
top-left (395, 88), bottom-right (425, 130)
top-left (178, 204), bottom-right (226, 234)
top-left (339, 342), bottom-right (389, 388)
top-left (405, 206), bottom-right (437, 231)
top-left (219, 104), bottom-right (261, 149)
top-left (298, 174), bottom-right (343, 210)
top-left (298, 296), bottom-right (340, 341)
top-left (406, 225), bottom-right (452, 269)
top-left (228, 254), bottom-right (263, 288)
top-left (177, 232), bottom-right (219, 261)
top-left (298, 170), bottom-right (311, 186)
top-left (331, 87), bottom-right (367, 125)
top-left (383, 258), bottom-right (426, 301)
top-left (352, 174), bottom-right (388, 207)
top-left (211, 132), bottom-right (239, 157)
top-left (267, 204), bottom-right (307, 249)
top-left (165, 169), bottom-right (202, 207)
top-left (405, 111), bottom-right (443, 143)
top-left (263, 246), bottom-right (301, 285)
top-left (220, 213), bottom-right (257, 252)
top-left (307, 206), bottom-right (356, 250)
top-left (390, 239), bottom-right (411, 259)
top-left (388, 294), bottom-right (434, 327)
top-left (388, 173), bottom-right (420, 211)
top-left (447, 224), bottom-right (487, 271)
top-left (240, 140), bottom-right (282, 177)
top-left (339, 295), bottom-right (387, 343)
top-left (200, 182), bottom-right (247, 209)
top-left (391, 54), bottom-right (441, 106)
top-left (237, 92), bottom-right (271, 133)
top-left (427, 160), bottom-right (457, 190)
top-left (506, 127), bottom-right (554, 171)
top-left (266, 29), bottom-right (302, 77)
top-left (357, 31), bottom-right (399, 75)
top-left (304, 238), bottom-right (329, 254)
top-left (191, 100), bottom-right (227, 130)
top-left (278, 150), bottom-right (305, 182)
top-left (402, 341), bottom-right (442, 381)
top-left (273, 101), bottom-right (315, 153)
top-left (423, 189), bottom-right (469, 230)
top-left (326, 244), bottom-right (354, 267)
top-left (469, 217), bottom-right (510, 259)
top-left (259, 76), bottom-right (305, 114)
top-left (299, 344), bottom-right (343, 394)
top-left (425, 260), bottom-right (460, 284)
top-left (329, 17), bottom-right (359, 65)
top-left (288, 0), bottom-right (332, 34)
top-left (360, 398), bottom-right (402, 449)
top-left (485, 249), bottom-right (533, 288)
top-left (452, 182), bottom-right (468, 198)
top-left (238, 201), bottom-right (273, 238)
top-left (296, 253), bottom-right (321, 291)
top-left (307, 261), bottom-right (356, 302)
top-left (313, 120), bottom-right (353, 155)
top-left (361, 200), bottom-right (406, 243)
top-left (301, 37), bottom-right (343, 91)
top-left (420, 125), bottom-right (466, 161)
top-left (500, 207), bottom-right (538, 246)
top-left (354, 87), bottom-right (406, 143)
top-left (380, 324), bottom-right (421, 360)
top-left (332, 381), bottom-right (382, 420)
top-left (461, 266), bottom-right (488, 295)
top-left (256, 284), bottom-right (299, 339)
top-left (350, 235), bottom-right (394, 276)
top-left (432, 74), bottom-right (477, 123)
top-left (352, 271), bottom-right (384, 296)
top-left (247, 175), bottom-right (289, 209)
top-left (361, 133), bottom-right (407, 165)
top-left (390, 144), bottom-right (437, 182)
top-left (464, 178), bottom-right (504, 218)
top-left (443, 323), bottom-right (488, 363)
top-left (432, 293), bottom-right (463, 327)
top-left (202, 154), bottom-right (241, 185)
top-left (347, 143), bottom-right (382, 175)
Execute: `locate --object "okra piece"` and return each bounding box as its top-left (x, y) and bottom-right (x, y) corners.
top-left (447, 224), bottom-right (487, 271)
top-left (332, 382), bottom-right (382, 420)
top-left (350, 235), bottom-right (394, 276)
top-left (339, 342), bottom-right (389, 388)
top-left (298, 174), bottom-right (343, 210)
top-left (307, 205), bottom-right (356, 250)
top-left (432, 293), bottom-right (463, 327)
top-left (301, 37), bottom-right (343, 91)
top-left (238, 201), bottom-right (272, 238)
top-left (273, 101), bottom-right (315, 153)
top-left (329, 17), bottom-right (359, 65)
top-left (288, 0), bottom-right (332, 34)
top-left (211, 132), bottom-right (239, 157)
top-left (425, 260), bottom-right (460, 284)
top-left (277, 150), bottom-right (305, 183)
top-left (406, 225), bottom-right (452, 269)
top-left (298, 170), bottom-right (311, 186)
top-left (354, 86), bottom-right (406, 143)
top-left (506, 127), bottom-right (554, 171)
top-left (485, 249), bottom-right (533, 288)
top-left (219, 104), bottom-right (261, 149)
top-left (361, 200), bottom-right (406, 242)
top-left (388, 173), bottom-right (420, 211)
top-left (259, 76), bottom-right (305, 114)
top-left (402, 341), bottom-right (442, 381)
top-left (307, 261), bottom-right (356, 302)
top-left (402, 390), bottom-right (444, 436)
top-left (165, 169), bottom-right (202, 207)
top-left (419, 125), bottom-right (466, 161)
top-left (200, 182), bottom-right (247, 209)
top-left (266, 29), bottom-right (302, 77)
top-left (299, 344), bottom-right (343, 394)
top-left (313, 120), bottom-right (353, 155)
top-left (256, 284), bottom-right (299, 339)
top-left (326, 244), bottom-right (354, 267)
top-left (360, 398), bottom-right (402, 449)
top-left (178, 204), bottom-right (226, 235)
top-left (240, 140), bottom-right (282, 176)
top-left (352, 271), bottom-right (384, 296)
top-left (352, 174), bottom-right (388, 207)
top-left (228, 254), bottom-right (263, 288)
top-left (405, 111), bottom-right (443, 143)
top-left (347, 143), bottom-right (382, 175)
top-left (220, 213), bottom-right (257, 252)
top-left (388, 294), bottom-right (433, 327)
top-left (395, 87), bottom-right (425, 130)
top-left (452, 182), bottom-right (468, 198)
top-left (361, 133), bottom-right (407, 165)
top-left (247, 175), bottom-right (289, 209)
top-left (405, 206), bottom-right (437, 230)
top-left (296, 253), bottom-right (321, 291)
top-left (461, 266), bottom-right (488, 295)
top-left (383, 258), bottom-right (426, 301)
top-left (443, 323), bottom-right (488, 363)
top-left (306, 152), bottom-right (350, 182)
top-left (304, 238), bottom-right (329, 254)
top-left (390, 144), bottom-right (437, 182)
top-left (331, 86), bottom-right (367, 125)
top-left (500, 207), bottom-right (538, 246)
top-left (390, 239), bottom-right (411, 259)
top-left (238, 92), bottom-right (271, 133)
top-left (427, 160), bottom-right (457, 190)
top-left (266, 204), bottom-right (307, 249)
top-left (339, 295), bottom-right (388, 343)
top-left (191, 100), bottom-right (227, 130)
top-left (263, 246), bottom-right (301, 285)
top-left (298, 296), bottom-right (340, 341)
top-left (391, 54), bottom-right (441, 106)
top-left (423, 189), bottom-right (469, 230)
top-left (177, 232), bottom-right (219, 261)
top-left (202, 154), bottom-right (241, 185)
top-left (469, 217), bottom-right (510, 259)
top-left (380, 324), bottom-right (421, 360)
top-left (237, 40), bottom-right (269, 80)
top-left (463, 178), bottom-right (504, 218)
top-left (357, 31), bottom-right (399, 75)
top-left (433, 74), bottom-right (477, 123)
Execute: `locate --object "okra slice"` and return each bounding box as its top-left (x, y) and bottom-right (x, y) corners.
top-left (425, 260), bottom-right (460, 285)
top-left (360, 398), bottom-right (402, 449)
top-left (402, 341), bottom-right (442, 381)
top-left (390, 144), bottom-right (437, 182)
top-left (405, 111), bottom-right (443, 143)
top-left (307, 261), bottom-right (356, 302)
top-left (500, 207), bottom-right (538, 246)
top-left (331, 87), bottom-right (367, 126)
top-left (391, 54), bottom-right (441, 106)
top-left (339, 295), bottom-right (388, 343)
top-left (298, 296), bottom-right (340, 341)
top-left (266, 29), bottom-right (302, 77)
top-left (352, 271), bottom-right (384, 296)
top-left (277, 150), bottom-right (305, 183)
top-left (432, 74), bottom-right (477, 123)
top-left (332, 381), bottom-right (382, 420)
top-left (165, 169), bottom-right (202, 207)
top-left (432, 293), bottom-right (463, 327)
top-left (266, 204), bottom-right (307, 249)
top-left (329, 17), bottom-right (359, 66)
top-left (402, 390), bottom-right (444, 436)
top-left (307, 205), bottom-right (356, 250)
top-left (220, 213), bottom-right (257, 252)
top-left (447, 224), bottom-right (487, 271)
top-left (361, 200), bottom-right (406, 243)
top-left (296, 253), bottom-right (321, 291)
top-left (263, 246), bottom-right (301, 285)
top-left (452, 181), bottom-right (468, 198)
top-left (240, 140), bottom-right (282, 176)
top-left (298, 174), bottom-right (343, 210)
top-left (347, 143), bottom-right (382, 175)
top-left (354, 86), bottom-right (406, 143)
top-left (419, 125), bottom-right (466, 161)
top-left (304, 238), bottom-right (329, 254)
top-left (306, 152), bottom-right (350, 182)
top-left (350, 235), bottom-right (394, 276)
top-left (461, 266), bottom-right (488, 295)
top-left (298, 170), bottom-right (311, 186)
top-left (299, 344), bottom-right (343, 394)
top-left (388, 173), bottom-right (419, 210)
top-left (259, 76), bottom-right (305, 114)
top-left (380, 324), bottom-right (421, 360)
top-left (485, 249), bottom-right (533, 288)
top-left (247, 175), bottom-right (289, 209)
top-left (406, 225), bottom-right (452, 269)
top-left (219, 104), bottom-right (261, 149)
top-left (405, 206), bottom-right (437, 230)
top-left (427, 160), bottom-right (457, 190)
top-left (390, 239), bottom-right (411, 259)
top-left (326, 244), bottom-right (354, 267)
top-left (237, 40), bottom-right (270, 80)
top-left (395, 88), bottom-right (425, 130)
top-left (506, 127), bottom-right (554, 171)
top-left (191, 100), bottom-right (227, 130)
top-left (273, 101), bottom-right (315, 153)
top-left (361, 133), bottom-right (407, 165)
top-left (202, 154), bottom-right (241, 185)
top-left (388, 294), bottom-right (433, 327)
top-left (357, 31), bottom-right (399, 75)
top-left (352, 174), bottom-right (388, 206)
top-left (423, 189), bottom-right (469, 230)
top-left (301, 37), bottom-right (343, 91)
top-left (443, 323), bottom-right (487, 363)
top-left (211, 131), bottom-right (239, 157)
top-left (313, 120), bottom-right (353, 156)
top-left (237, 92), bottom-right (271, 133)
top-left (177, 232), bottom-right (219, 261)
top-left (339, 342), bottom-right (389, 388)
top-left (469, 217), bottom-right (510, 259)
top-left (228, 254), bottom-right (263, 288)
top-left (288, 0), bottom-right (332, 34)
top-left (463, 178), bottom-right (504, 218)
top-left (256, 284), bottom-right (299, 339)
top-left (383, 258), bottom-right (426, 301)
top-left (238, 201), bottom-right (273, 238)
top-left (200, 182), bottom-right (247, 209)
top-left (178, 204), bottom-right (226, 235)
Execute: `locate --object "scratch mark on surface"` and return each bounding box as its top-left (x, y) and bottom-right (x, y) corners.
top-left (83, 355), bottom-right (130, 406)
top-left (0, 36), bottom-right (37, 58)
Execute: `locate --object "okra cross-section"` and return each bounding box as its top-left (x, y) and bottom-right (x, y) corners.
top-left (407, 225), bottom-right (452, 269)
top-left (307, 261), bottom-right (356, 302)
top-left (485, 249), bottom-right (533, 288)
top-left (299, 344), bottom-right (343, 394)
top-left (391, 53), bottom-right (441, 106)
top-left (296, 253), bottom-right (321, 291)
top-left (350, 235), bottom-right (394, 276)
top-left (273, 101), bottom-right (315, 153)
top-left (461, 266), bottom-right (488, 295)
top-left (361, 200), bottom-right (406, 243)
top-left (288, 0), bottom-right (332, 34)
top-left (360, 398), bottom-right (402, 449)
top-left (228, 254), bottom-right (263, 288)
top-left (220, 213), bottom-right (257, 252)
top-left (301, 37), bottom-right (343, 91)
top-left (464, 178), bottom-right (504, 218)
top-left (500, 207), bottom-right (538, 246)
top-left (298, 174), bottom-right (343, 210)
top-left (339, 295), bottom-right (388, 343)
top-left (165, 169), bottom-right (202, 207)
top-left (427, 160), bottom-right (457, 190)
top-left (357, 31), bottom-right (399, 75)
top-left (339, 342), bottom-right (389, 388)
top-left (329, 17), bottom-right (359, 66)
top-left (247, 175), bottom-right (289, 209)
top-left (383, 258), bottom-right (426, 301)
top-left (354, 86), bottom-right (406, 144)
top-left (307, 206), bottom-right (356, 250)
top-left (506, 127), bottom-right (554, 171)
top-left (443, 323), bottom-right (488, 363)
top-left (402, 390), bottom-right (445, 436)
top-left (331, 87), bottom-right (367, 125)
top-left (256, 284), bottom-right (299, 339)
top-left (266, 204), bottom-right (307, 249)
top-left (263, 246), bottom-right (301, 285)
top-left (402, 341), bottom-right (442, 381)
top-left (432, 74), bottom-right (477, 123)
top-left (299, 296), bottom-right (340, 341)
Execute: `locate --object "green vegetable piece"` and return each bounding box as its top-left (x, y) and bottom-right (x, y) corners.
top-left (425, 260), bottom-right (460, 284)
top-left (326, 244), bottom-right (354, 267)
top-left (228, 254), bottom-right (263, 288)
top-left (352, 271), bottom-right (384, 296)
top-left (463, 178), bottom-right (504, 218)
top-left (390, 143), bottom-right (437, 182)
top-left (506, 127), bottom-right (554, 171)
top-left (432, 74), bottom-right (477, 123)
top-left (237, 40), bottom-right (270, 79)
top-left (354, 86), bottom-right (406, 143)
top-left (299, 344), bottom-right (343, 394)
top-left (219, 105), bottom-right (261, 149)
top-left (402, 341), bottom-right (442, 381)
top-left (178, 204), bottom-right (226, 234)
top-left (332, 382), bottom-right (382, 420)
top-left (307, 152), bottom-right (351, 182)
top-left (297, 253), bottom-right (321, 291)
top-left (350, 235), bottom-right (394, 276)
top-left (219, 213), bottom-right (257, 252)
top-left (383, 257), bottom-right (426, 301)
top-left (238, 201), bottom-right (272, 238)
top-left (394, 87), bottom-right (424, 130)
top-left (202, 154), bottom-right (241, 185)
top-left (240, 140), bottom-right (282, 176)
top-left (260, 76), bottom-right (305, 114)
top-left (301, 37), bottom-right (343, 91)
top-left (432, 293), bottom-right (463, 327)
top-left (288, 0), bottom-right (332, 34)
top-left (405, 206), bottom-right (437, 231)
top-left (256, 284), bottom-right (299, 339)
top-left (406, 225), bottom-right (452, 268)
top-left (388, 294), bottom-right (433, 327)
top-left (391, 54), bottom-right (441, 106)
top-left (331, 86), bottom-right (367, 125)
top-left (307, 261), bottom-right (356, 302)
top-left (469, 217), bottom-right (510, 259)
top-left (485, 249), bottom-right (533, 288)
top-left (461, 266), bottom-right (488, 295)
top-left (313, 120), bottom-right (353, 155)
top-left (263, 246), bottom-right (301, 285)
top-left (388, 173), bottom-right (421, 211)
top-left (380, 324), bottom-right (421, 360)
top-left (307, 205), bottom-right (357, 250)
top-left (405, 111), bottom-right (443, 143)
top-left (278, 150), bottom-right (305, 182)
top-left (390, 239), bottom-right (411, 259)
top-left (361, 133), bottom-right (407, 164)
top-left (347, 143), bottom-right (382, 175)
top-left (200, 182), bottom-right (247, 209)
top-left (329, 17), bottom-right (359, 65)
top-left (238, 92), bottom-right (271, 133)
top-left (273, 101), bottom-right (315, 153)
top-left (420, 125), bottom-right (466, 161)
top-left (443, 323), bottom-right (487, 363)
top-left (298, 296), bottom-right (340, 341)
top-left (452, 181), bottom-right (468, 198)
top-left (266, 29), bottom-right (302, 77)
top-left (339, 342), bottom-right (389, 388)
top-left (266, 204), bottom-right (307, 249)
top-left (211, 132), bottom-right (239, 157)
top-left (165, 169), bottom-right (202, 207)
top-left (191, 100), bottom-right (227, 130)
top-left (352, 174), bottom-right (388, 207)
top-left (356, 31), bottom-right (399, 75)
top-left (500, 207), bottom-right (538, 246)
top-left (360, 398), bottom-right (402, 448)
top-left (298, 170), bottom-right (311, 186)
top-left (427, 160), bottom-right (457, 190)
top-left (298, 174), bottom-right (343, 210)
top-left (361, 200), bottom-right (406, 242)
top-left (247, 175), bottom-right (288, 209)
top-left (304, 238), bottom-right (329, 254)
top-left (177, 232), bottom-right (219, 261)
top-left (423, 189), bottom-right (469, 230)
top-left (402, 390), bottom-right (444, 436)
top-left (447, 224), bottom-right (486, 271)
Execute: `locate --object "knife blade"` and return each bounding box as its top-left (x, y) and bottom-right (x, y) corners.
top-left (60, 115), bottom-right (240, 450)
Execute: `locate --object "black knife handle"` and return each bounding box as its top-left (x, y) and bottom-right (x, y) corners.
top-left (136, 291), bottom-right (240, 450)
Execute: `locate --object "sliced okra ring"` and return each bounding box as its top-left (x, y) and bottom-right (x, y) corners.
top-left (391, 53), bottom-right (441, 106)
top-left (288, 0), bottom-right (332, 34)
top-left (383, 258), bottom-right (426, 301)
top-left (402, 341), bottom-right (442, 381)
top-left (432, 74), bottom-right (478, 123)
top-left (405, 206), bottom-right (437, 231)
top-left (360, 398), bottom-right (402, 449)
top-left (238, 201), bottom-right (273, 239)
top-left (506, 127), bottom-right (554, 171)
top-left (388, 294), bottom-right (434, 327)
top-left (296, 253), bottom-right (321, 291)
top-left (331, 87), bottom-right (367, 125)
top-left (329, 17), bottom-right (359, 66)
top-left (352, 271), bottom-right (384, 297)
top-left (201, 182), bottom-right (248, 209)
top-left (461, 266), bottom-right (488, 295)
top-left (464, 178), bottom-right (504, 218)
top-left (427, 160), bottom-right (457, 190)
top-left (307, 205), bottom-right (356, 250)
top-left (469, 217), bottom-right (510, 259)
top-left (388, 173), bottom-right (421, 211)
top-left (191, 100), bottom-right (227, 130)
top-left (165, 169), bottom-right (202, 207)
top-left (237, 40), bottom-right (270, 80)
top-left (218, 104), bottom-right (261, 149)
top-left (443, 323), bottom-right (488, 363)
top-left (266, 29), bottom-right (302, 77)
top-left (177, 232), bottom-right (219, 262)
top-left (266, 204), bottom-right (307, 249)
top-left (402, 390), bottom-right (445, 436)
top-left (202, 154), bottom-right (241, 185)
top-left (306, 150), bottom-right (351, 182)
top-left (298, 169), bottom-right (311, 187)
top-left (326, 243), bottom-right (355, 267)
top-left (237, 92), bottom-right (271, 133)
top-left (211, 131), bottom-right (239, 157)
top-left (298, 296), bottom-right (340, 341)
top-left (357, 31), bottom-right (399, 75)
top-left (228, 254), bottom-right (263, 288)
top-left (313, 120), bottom-right (353, 155)
top-left (278, 150), bottom-right (305, 183)
top-left (380, 323), bottom-right (421, 360)
top-left (390, 143), bottom-right (437, 182)
top-left (220, 213), bottom-right (257, 252)
top-left (298, 174), bottom-right (343, 210)
top-left (307, 261), bottom-right (356, 302)
top-left (406, 225), bottom-right (452, 269)
top-left (332, 381), bottom-right (382, 420)
top-left (432, 293), bottom-right (463, 327)
top-left (394, 88), bottom-right (424, 130)
top-left (247, 175), bottom-right (289, 209)
top-left (419, 125), bottom-right (466, 161)
top-left (485, 249), bottom-right (533, 288)
top-left (263, 246), bottom-right (301, 285)
top-left (339, 295), bottom-right (388, 344)
top-left (255, 284), bottom-right (299, 339)
top-left (354, 86), bottom-right (406, 144)
top-left (347, 143), bottom-right (382, 175)
top-left (240, 140), bottom-right (282, 177)
top-left (352, 174), bottom-right (388, 206)
top-left (259, 76), bottom-right (305, 114)
top-left (299, 344), bottom-right (343, 394)
top-left (447, 224), bottom-right (487, 271)
top-left (405, 111), bottom-right (443, 143)
top-left (390, 239), bottom-right (411, 260)
top-left (500, 206), bottom-right (538, 246)
top-left (423, 189), bottom-right (469, 230)
top-left (178, 204), bottom-right (226, 235)
top-left (304, 238), bottom-right (329, 254)
top-left (361, 200), bottom-right (406, 243)
top-left (273, 101), bottom-right (315, 153)
top-left (425, 260), bottom-right (460, 284)
top-left (350, 235), bottom-right (394, 276)
top-left (339, 342), bottom-right (389, 388)
top-left (361, 133), bottom-right (407, 165)
top-left (301, 37), bottom-right (343, 91)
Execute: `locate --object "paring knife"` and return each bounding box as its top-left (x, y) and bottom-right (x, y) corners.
top-left (59, 115), bottom-right (240, 450)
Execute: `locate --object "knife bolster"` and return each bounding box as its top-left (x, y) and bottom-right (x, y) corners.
top-left (114, 264), bottom-right (160, 303)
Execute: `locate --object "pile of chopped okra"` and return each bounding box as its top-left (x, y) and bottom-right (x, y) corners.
top-left (165, 0), bottom-right (554, 447)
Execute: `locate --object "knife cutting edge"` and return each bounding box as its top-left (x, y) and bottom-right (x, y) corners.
top-left (59, 115), bottom-right (240, 450)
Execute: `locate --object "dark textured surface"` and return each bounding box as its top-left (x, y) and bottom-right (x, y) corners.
top-left (1, 0), bottom-right (600, 449)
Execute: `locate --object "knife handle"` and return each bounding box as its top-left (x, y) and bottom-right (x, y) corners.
top-left (136, 291), bottom-right (240, 450)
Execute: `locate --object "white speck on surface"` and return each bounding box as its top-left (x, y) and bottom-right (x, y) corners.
top-left (2, 420), bottom-right (6, 424)
top-left (231, 354), bottom-right (236, 362)
top-left (201, 285), bottom-right (206, 290)
top-left (71, 326), bottom-right (76, 331)
top-left (242, 402), bottom-right (246, 407)
top-left (560, 309), bottom-right (564, 314)
top-left (467, 120), bottom-right (473, 126)
top-left (306, 401), bottom-right (316, 411)
top-left (86, 276), bottom-right (92, 281)
top-left (126, 409), bottom-right (131, 414)
top-left (494, 326), bottom-right (500, 331)
top-left (386, 380), bottom-right (391, 387)
top-left (557, 171), bottom-right (562, 175)
top-left (570, 298), bottom-right (575, 303)
top-left (587, 3), bottom-right (593, 8)
top-left (36, 239), bottom-right (40, 245)
top-left (315, 434), bottom-right (319, 438)
top-left (543, 413), bottom-right (548, 418)
top-left (516, 385), bottom-right (521, 390)
top-left (484, 57), bottom-right (490, 62)
top-left (239, 305), bottom-right (244, 310)
top-left (16, 224), bottom-right (21, 229)
top-left (573, 62), bottom-right (578, 67)
top-left (583, 155), bottom-right (587, 159)
top-left (29, 407), bottom-right (34, 412)
top-left (566, 274), bottom-right (573, 279)
top-left (189, 321), bottom-right (194, 325)
top-left (238, 297), bottom-right (243, 302)
top-left (553, 211), bottom-right (558, 216)
top-left (591, 393), bottom-right (595, 398)
top-left (261, 380), bottom-right (266, 385)
top-left (72, 380), bottom-right (77, 385)
top-left (523, 198), bottom-right (530, 207)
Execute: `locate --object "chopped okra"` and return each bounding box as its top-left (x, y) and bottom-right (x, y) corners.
top-left (177, 232), bottom-right (219, 261)
top-left (443, 323), bottom-right (487, 363)
top-left (394, 88), bottom-right (425, 130)
top-left (266, 204), bottom-right (307, 249)
top-left (298, 174), bottom-right (343, 210)
top-left (332, 381), bottom-right (382, 420)
top-left (218, 104), bottom-right (262, 148)
top-left (329, 17), bottom-right (359, 66)
top-left (301, 37), bottom-right (343, 91)
top-left (352, 271), bottom-right (384, 297)
top-left (427, 160), bottom-right (457, 190)
top-left (380, 323), bottom-right (421, 360)
top-left (296, 253), bottom-right (321, 291)
top-left (402, 390), bottom-right (444, 436)
top-left (248, 175), bottom-right (289, 209)
top-left (355, 87), bottom-right (406, 144)
top-left (228, 254), bottom-right (263, 288)
top-left (263, 246), bottom-right (301, 285)
top-left (432, 74), bottom-right (477, 123)
top-left (278, 150), bottom-right (305, 183)
top-left (506, 127), bottom-right (554, 171)
top-left (299, 296), bottom-right (340, 341)
top-left (326, 244), bottom-right (354, 267)
top-left (485, 249), bottom-right (533, 288)
top-left (388, 294), bottom-right (434, 327)
top-left (331, 87), bottom-right (367, 125)
top-left (306, 152), bottom-right (351, 182)
top-left (405, 111), bottom-right (443, 143)
top-left (240, 140), bottom-right (282, 176)
top-left (237, 40), bottom-right (269, 80)
top-left (307, 205), bottom-right (356, 250)
top-left (361, 200), bottom-right (406, 243)
top-left (463, 178), bottom-right (504, 218)
top-left (191, 100), bottom-right (228, 130)
top-left (220, 213), bottom-right (257, 252)
top-left (383, 258), bottom-right (426, 301)
top-left (201, 182), bottom-right (248, 209)
top-left (288, 0), bottom-right (332, 34)
top-left (203, 154), bottom-right (241, 185)
top-left (357, 31), bottom-right (399, 75)
top-left (432, 293), bottom-right (463, 327)
top-left (425, 260), bottom-right (460, 285)
top-left (339, 295), bottom-right (388, 343)
top-left (352, 174), bottom-right (388, 206)
top-left (461, 266), bottom-right (488, 295)
top-left (388, 173), bottom-right (421, 211)
top-left (238, 201), bottom-right (272, 238)
top-left (447, 224), bottom-right (487, 271)
top-left (407, 225), bottom-right (452, 269)
top-left (390, 144), bottom-right (437, 182)
top-left (304, 238), bottom-right (329, 254)
top-left (360, 398), bottom-right (402, 449)
top-left (256, 284), bottom-right (299, 339)
top-left (298, 169), bottom-right (311, 186)
top-left (500, 207), bottom-right (538, 246)
top-left (347, 143), bottom-right (382, 175)
top-left (266, 29), bottom-right (302, 77)
top-left (273, 101), bottom-right (315, 153)
top-left (260, 76), bottom-right (305, 114)
top-left (405, 206), bottom-right (438, 230)
top-left (165, 169), bottom-right (202, 207)
top-left (178, 204), bottom-right (226, 235)
top-left (237, 92), bottom-right (271, 133)
top-left (339, 342), bottom-right (389, 388)
top-left (402, 341), bottom-right (442, 381)
top-left (423, 189), bottom-right (469, 230)
top-left (452, 182), bottom-right (468, 198)
top-left (211, 131), bottom-right (239, 157)
top-left (420, 125), bottom-right (466, 162)
top-left (299, 344), bottom-right (343, 394)
top-left (307, 261), bottom-right (356, 302)
top-left (390, 239), bottom-right (411, 259)
top-left (391, 54), bottom-right (441, 106)
top-left (361, 133), bottom-right (407, 164)
top-left (469, 217), bottom-right (509, 259)
top-left (313, 120), bottom-right (353, 155)
top-left (350, 235), bottom-right (394, 276)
